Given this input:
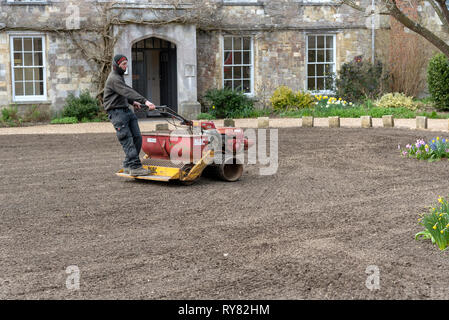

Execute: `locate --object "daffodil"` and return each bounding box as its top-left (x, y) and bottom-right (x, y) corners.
top-left (433, 225), bottom-right (437, 230)
top-left (441, 230), bottom-right (445, 234)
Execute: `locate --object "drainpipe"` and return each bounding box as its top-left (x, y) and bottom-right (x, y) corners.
top-left (371, 0), bottom-right (375, 63)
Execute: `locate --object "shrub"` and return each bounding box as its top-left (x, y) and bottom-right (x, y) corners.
top-left (427, 53), bottom-right (449, 110)
top-left (1, 105), bottom-right (19, 122)
top-left (270, 86), bottom-right (314, 111)
top-left (23, 105), bottom-right (50, 122)
top-left (203, 88), bottom-right (254, 119)
top-left (336, 56), bottom-right (388, 103)
top-left (62, 90), bottom-right (100, 121)
top-left (375, 92), bottom-right (418, 111)
top-left (1, 105), bottom-right (22, 126)
top-left (197, 113), bottom-right (216, 120)
top-left (399, 136), bottom-right (449, 161)
top-left (50, 117), bottom-right (78, 124)
top-left (415, 195), bottom-right (449, 251)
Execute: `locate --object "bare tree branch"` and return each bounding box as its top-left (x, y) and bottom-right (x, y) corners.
top-left (341, 0), bottom-right (449, 58)
top-left (385, 0), bottom-right (449, 57)
top-left (428, 0), bottom-right (449, 32)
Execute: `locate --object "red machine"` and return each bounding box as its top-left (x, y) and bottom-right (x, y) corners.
top-left (117, 106), bottom-right (253, 185)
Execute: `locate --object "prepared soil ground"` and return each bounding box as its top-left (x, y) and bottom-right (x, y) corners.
top-left (1, 127), bottom-right (449, 299)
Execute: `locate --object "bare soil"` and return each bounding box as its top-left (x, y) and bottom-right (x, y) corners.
top-left (1, 127), bottom-right (449, 299)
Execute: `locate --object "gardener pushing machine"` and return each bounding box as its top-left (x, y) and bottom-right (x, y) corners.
top-left (103, 54), bottom-right (156, 176)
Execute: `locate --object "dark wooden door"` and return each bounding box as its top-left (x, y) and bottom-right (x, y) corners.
top-left (160, 49), bottom-right (177, 112)
top-left (132, 51), bottom-right (147, 98)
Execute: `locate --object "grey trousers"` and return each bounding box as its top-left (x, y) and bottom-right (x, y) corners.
top-left (107, 108), bottom-right (142, 169)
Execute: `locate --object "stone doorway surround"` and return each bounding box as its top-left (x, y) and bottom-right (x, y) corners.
top-left (113, 23), bottom-right (200, 120)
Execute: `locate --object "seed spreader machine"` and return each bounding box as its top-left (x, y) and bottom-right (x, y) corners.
top-left (116, 105), bottom-right (253, 185)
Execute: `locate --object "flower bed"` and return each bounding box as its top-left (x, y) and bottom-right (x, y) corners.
top-left (399, 136), bottom-right (449, 161)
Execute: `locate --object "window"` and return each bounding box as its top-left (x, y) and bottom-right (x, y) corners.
top-left (10, 35), bottom-right (46, 101)
top-left (223, 36), bottom-right (253, 94)
top-left (306, 35), bottom-right (336, 92)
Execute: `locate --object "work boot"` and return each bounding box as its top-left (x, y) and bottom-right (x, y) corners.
top-left (129, 167), bottom-right (149, 176)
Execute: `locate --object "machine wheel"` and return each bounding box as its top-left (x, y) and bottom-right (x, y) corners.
top-left (179, 164), bottom-right (200, 186)
top-left (212, 156), bottom-right (243, 182)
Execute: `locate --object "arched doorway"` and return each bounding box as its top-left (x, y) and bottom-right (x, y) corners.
top-left (131, 37), bottom-right (178, 114)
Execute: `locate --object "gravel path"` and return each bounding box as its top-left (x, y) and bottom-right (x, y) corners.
top-left (0, 117), bottom-right (448, 135)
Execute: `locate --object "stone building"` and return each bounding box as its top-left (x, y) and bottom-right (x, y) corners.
top-left (0, 0), bottom-right (445, 118)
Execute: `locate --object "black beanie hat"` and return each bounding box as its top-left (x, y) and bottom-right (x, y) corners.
top-left (113, 54), bottom-right (128, 75)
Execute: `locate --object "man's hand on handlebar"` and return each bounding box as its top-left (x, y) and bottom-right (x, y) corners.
top-left (133, 101), bottom-right (156, 111)
top-left (145, 100), bottom-right (156, 110)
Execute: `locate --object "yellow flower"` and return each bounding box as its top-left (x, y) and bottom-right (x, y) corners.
top-left (446, 223), bottom-right (449, 228)
top-left (432, 140), bottom-right (435, 143)
top-left (441, 230), bottom-right (444, 234)
top-left (433, 225), bottom-right (437, 230)
top-left (437, 137), bottom-right (440, 141)
top-left (440, 213), bottom-right (443, 217)
top-left (438, 197), bottom-right (443, 204)
top-left (212, 105), bottom-right (215, 109)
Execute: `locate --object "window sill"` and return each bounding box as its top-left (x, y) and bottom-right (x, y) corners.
top-left (12, 99), bottom-right (51, 105)
top-left (4, 1), bottom-right (50, 5)
top-left (222, 1), bottom-right (264, 6)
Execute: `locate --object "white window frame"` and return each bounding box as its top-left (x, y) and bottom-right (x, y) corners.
top-left (10, 34), bottom-right (47, 102)
top-left (223, 0), bottom-right (258, 3)
top-left (6, 0), bottom-right (48, 3)
top-left (221, 35), bottom-right (254, 96)
top-left (306, 34), bottom-right (336, 95)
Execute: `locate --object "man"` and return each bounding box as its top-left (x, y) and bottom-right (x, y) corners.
top-left (103, 54), bottom-right (156, 176)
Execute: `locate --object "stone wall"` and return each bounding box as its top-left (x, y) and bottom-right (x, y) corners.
top-left (0, 0), bottom-right (100, 112)
top-left (0, 0), bottom-right (447, 114)
top-left (197, 27), bottom-right (375, 109)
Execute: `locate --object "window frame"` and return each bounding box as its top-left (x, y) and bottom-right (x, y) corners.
top-left (221, 35), bottom-right (254, 96)
top-left (222, 0), bottom-right (259, 4)
top-left (305, 33), bottom-right (336, 94)
top-left (10, 34), bottom-right (47, 102)
top-left (6, 0), bottom-right (49, 4)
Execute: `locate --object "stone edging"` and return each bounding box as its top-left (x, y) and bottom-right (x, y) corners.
top-left (0, 116), bottom-right (449, 135)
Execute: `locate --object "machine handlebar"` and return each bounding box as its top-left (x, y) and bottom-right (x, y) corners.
top-left (138, 103), bottom-right (193, 126)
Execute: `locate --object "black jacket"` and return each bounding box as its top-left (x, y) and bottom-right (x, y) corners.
top-left (103, 70), bottom-right (148, 111)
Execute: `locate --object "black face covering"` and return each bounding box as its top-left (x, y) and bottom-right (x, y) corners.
top-left (113, 54), bottom-right (127, 76)
top-left (113, 60), bottom-right (125, 76)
